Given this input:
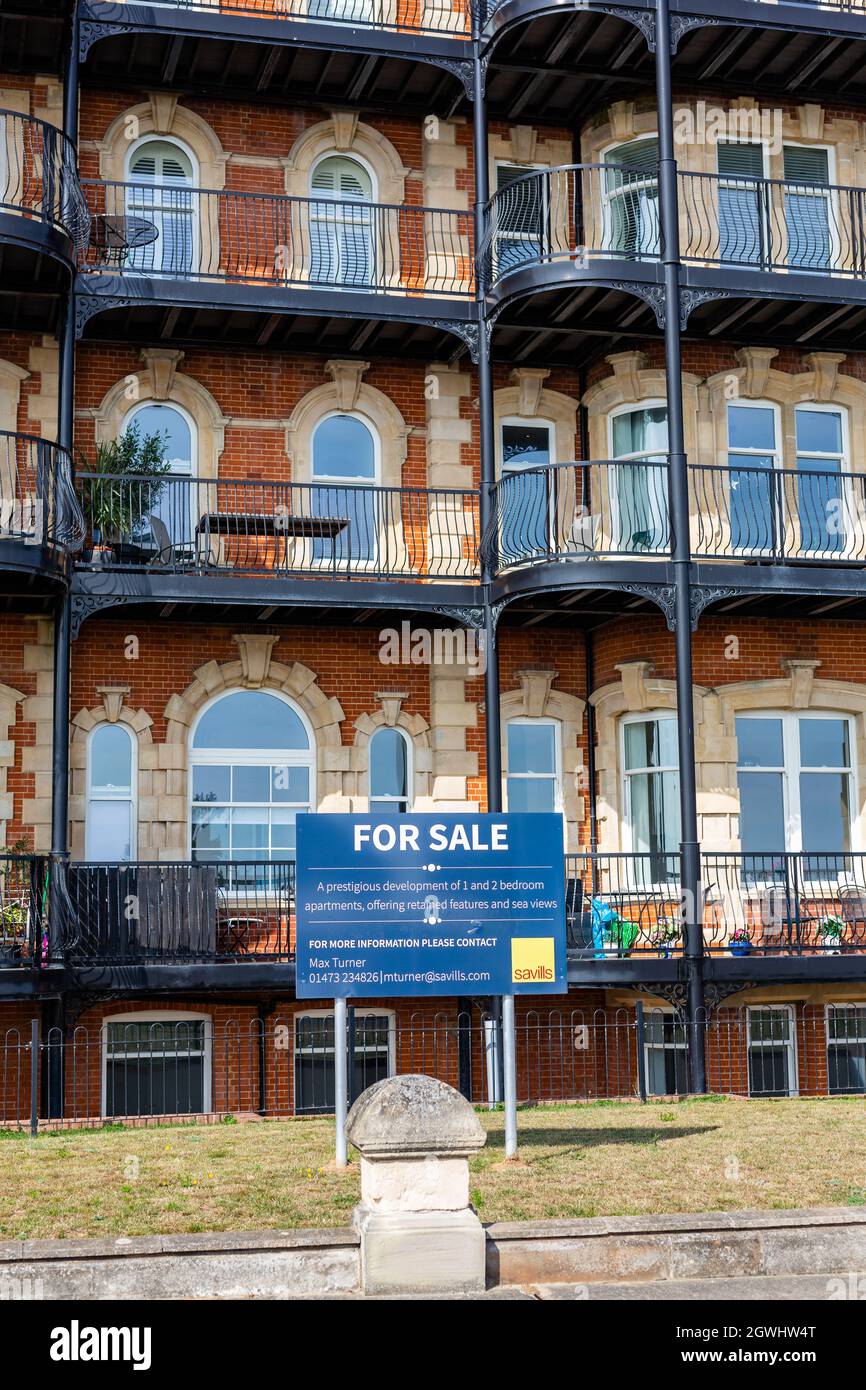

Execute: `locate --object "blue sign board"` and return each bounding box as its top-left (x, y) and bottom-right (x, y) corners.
top-left (295, 812), bottom-right (567, 998)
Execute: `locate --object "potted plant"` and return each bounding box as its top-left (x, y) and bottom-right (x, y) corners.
top-left (729, 927), bottom-right (753, 957)
top-left (650, 916), bottom-right (681, 958)
top-left (79, 423), bottom-right (170, 563)
top-left (0, 900), bottom-right (28, 962)
top-left (818, 915), bottom-right (845, 954)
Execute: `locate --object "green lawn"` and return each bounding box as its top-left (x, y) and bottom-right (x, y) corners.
top-left (1, 1097), bottom-right (865, 1241)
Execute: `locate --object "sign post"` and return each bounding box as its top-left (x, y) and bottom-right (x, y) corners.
top-left (334, 996), bottom-right (348, 1168)
top-left (295, 812), bottom-right (567, 1163)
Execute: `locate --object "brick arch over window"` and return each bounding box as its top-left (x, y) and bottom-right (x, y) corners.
top-left (500, 670), bottom-right (586, 851)
top-left (157, 637), bottom-right (347, 859)
top-left (90, 351), bottom-right (228, 480)
top-left (69, 693), bottom-right (153, 861)
top-left (283, 115), bottom-right (408, 204)
top-left (352, 695), bottom-right (433, 809)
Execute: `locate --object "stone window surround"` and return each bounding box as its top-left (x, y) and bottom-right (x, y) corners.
top-left (69, 640), bottom-right (347, 862)
top-left (282, 115), bottom-right (408, 205)
top-left (0, 682), bottom-right (25, 846)
top-left (494, 369), bottom-right (578, 476)
top-left (579, 99), bottom-right (863, 185)
top-left (88, 349), bottom-right (228, 481)
top-left (285, 360), bottom-right (409, 489)
top-left (591, 658), bottom-right (866, 854)
top-left (499, 669), bottom-right (586, 852)
top-left (352, 693), bottom-right (433, 810)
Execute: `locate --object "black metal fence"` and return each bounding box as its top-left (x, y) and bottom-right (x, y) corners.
top-left (3, 1004), bottom-right (864, 1130)
top-left (0, 110), bottom-right (90, 249)
top-left (133, 0), bottom-right (472, 35)
top-left (81, 180), bottom-right (475, 298)
top-left (4, 852), bottom-right (866, 967)
top-left (75, 472), bottom-right (479, 580)
top-left (0, 432), bottom-right (85, 553)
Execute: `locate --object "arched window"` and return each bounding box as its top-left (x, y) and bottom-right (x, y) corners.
top-left (125, 400), bottom-right (195, 559)
top-left (311, 412), bottom-right (379, 563)
top-left (609, 401), bottom-right (669, 552)
top-left (603, 136), bottom-right (659, 258)
top-left (622, 712), bottom-right (679, 883)
top-left (309, 154), bottom-right (374, 287)
top-left (126, 138), bottom-right (196, 275)
top-left (190, 690), bottom-right (314, 873)
top-left (499, 416), bottom-right (554, 560)
top-left (369, 727), bottom-right (411, 813)
top-left (86, 724), bottom-right (136, 862)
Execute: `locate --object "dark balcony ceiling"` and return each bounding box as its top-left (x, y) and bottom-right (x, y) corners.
top-left (0, 1), bottom-right (69, 77)
top-left (79, 13), bottom-right (468, 117)
top-left (0, 239), bottom-right (69, 333)
top-left (74, 295), bottom-right (473, 360)
top-left (490, 279), bottom-right (866, 371)
top-left (484, 7), bottom-right (866, 123)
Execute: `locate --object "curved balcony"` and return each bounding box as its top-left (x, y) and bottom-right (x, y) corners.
top-left (479, 3), bottom-right (866, 126)
top-left (74, 472), bottom-right (479, 584)
top-left (100, 0), bottom-right (472, 37)
top-left (77, 179), bottom-right (475, 349)
top-left (482, 458), bottom-right (866, 593)
top-left (483, 163), bottom-right (866, 346)
top-left (0, 111), bottom-right (89, 304)
top-left (0, 432), bottom-right (85, 582)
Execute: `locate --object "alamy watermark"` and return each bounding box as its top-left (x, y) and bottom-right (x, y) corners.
top-left (379, 621), bottom-right (487, 676)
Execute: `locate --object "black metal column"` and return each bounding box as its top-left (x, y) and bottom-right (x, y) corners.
top-left (63, 8), bottom-right (79, 144)
top-left (654, 0), bottom-right (705, 1090)
top-left (473, 44), bottom-right (501, 815)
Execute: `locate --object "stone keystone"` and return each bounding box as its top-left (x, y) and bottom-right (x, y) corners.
top-left (347, 1075), bottom-right (487, 1295)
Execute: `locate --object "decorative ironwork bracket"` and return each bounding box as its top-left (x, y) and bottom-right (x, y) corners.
top-left (599, 6), bottom-right (656, 50)
top-left (701, 980), bottom-right (749, 1019)
top-left (75, 293), bottom-right (131, 338)
top-left (669, 14), bottom-right (722, 53)
top-left (619, 582), bottom-right (739, 631)
top-left (418, 316), bottom-right (486, 362)
top-left (423, 55), bottom-right (477, 102)
top-left (79, 15), bottom-right (137, 60)
top-left (70, 593), bottom-right (140, 640)
top-left (619, 280), bottom-right (667, 327)
top-left (680, 286), bottom-right (731, 328)
top-left (431, 604), bottom-right (486, 629)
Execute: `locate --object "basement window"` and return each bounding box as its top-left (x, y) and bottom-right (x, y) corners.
top-left (294, 1010), bottom-right (394, 1115)
top-left (826, 1004), bottom-right (866, 1095)
top-left (103, 1015), bottom-right (212, 1117)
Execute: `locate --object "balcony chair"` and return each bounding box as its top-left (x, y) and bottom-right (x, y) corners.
top-left (145, 514), bottom-right (198, 568)
top-left (570, 510), bottom-right (599, 556)
top-left (836, 878), bottom-right (866, 948)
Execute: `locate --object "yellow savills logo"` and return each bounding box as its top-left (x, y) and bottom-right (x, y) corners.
top-left (511, 937), bottom-right (555, 984)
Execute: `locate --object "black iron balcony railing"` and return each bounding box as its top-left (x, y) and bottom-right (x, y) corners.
top-left (680, 170), bottom-right (866, 278)
top-left (80, 180), bottom-right (475, 298)
top-left (480, 162), bottom-right (661, 290)
top-left (126, 0), bottom-right (472, 35)
top-left (64, 860), bottom-right (296, 965)
top-left (0, 855), bottom-right (48, 966)
top-left (0, 432), bottom-right (85, 555)
top-left (481, 460), bottom-right (671, 573)
top-left (75, 473), bottom-right (479, 580)
top-left (691, 462), bottom-right (866, 564)
top-left (483, 459), bottom-right (866, 572)
top-left (0, 110), bottom-right (90, 251)
top-left (5, 851), bottom-right (866, 967)
top-left (482, 162), bottom-right (866, 291)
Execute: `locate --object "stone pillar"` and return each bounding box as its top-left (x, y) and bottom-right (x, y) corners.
top-left (347, 1075), bottom-right (487, 1295)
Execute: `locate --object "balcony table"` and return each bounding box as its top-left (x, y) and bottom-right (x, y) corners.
top-left (195, 510), bottom-right (349, 568)
top-left (86, 213), bottom-right (158, 267)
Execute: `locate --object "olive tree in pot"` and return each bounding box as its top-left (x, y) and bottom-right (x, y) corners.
top-left (79, 424), bottom-right (171, 563)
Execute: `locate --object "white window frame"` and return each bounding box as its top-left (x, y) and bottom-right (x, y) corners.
top-left (293, 1007), bottom-right (396, 1111)
top-left (608, 399), bottom-right (670, 553)
top-left (309, 409), bottom-right (381, 570)
top-left (124, 133), bottom-right (200, 278)
top-left (368, 725), bottom-right (413, 813)
top-left (308, 150), bottom-right (377, 290)
top-left (503, 716), bottom-right (563, 817)
top-left (100, 1009), bottom-right (212, 1118)
top-left (491, 161), bottom-right (549, 278)
top-left (642, 1006), bottom-right (689, 1097)
top-left (793, 401), bottom-right (851, 557)
top-left (825, 1002), bottom-right (866, 1095)
top-left (311, 409), bottom-right (380, 486)
top-left (123, 398), bottom-right (198, 556)
top-left (779, 139), bottom-right (839, 273)
top-left (735, 709), bottom-right (857, 859)
top-left (620, 710), bottom-right (680, 863)
top-left (599, 134), bottom-right (660, 259)
top-left (747, 1004), bottom-right (798, 1098)
top-left (188, 688), bottom-right (317, 863)
top-left (725, 398), bottom-right (783, 555)
top-left (85, 722), bottom-right (137, 863)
